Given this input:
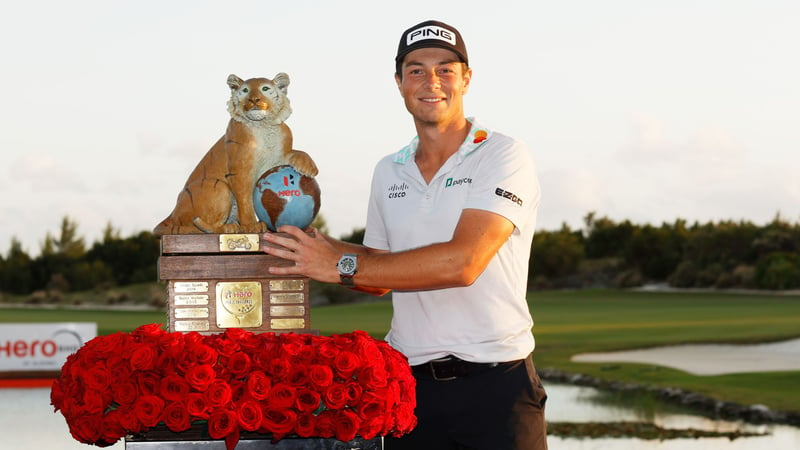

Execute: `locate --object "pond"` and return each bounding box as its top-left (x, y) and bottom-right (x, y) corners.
top-left (3, 383), bottom-right (798, 449)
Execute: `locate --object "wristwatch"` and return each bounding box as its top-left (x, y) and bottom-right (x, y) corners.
top-left (336, 253), bottom-right (358, 286)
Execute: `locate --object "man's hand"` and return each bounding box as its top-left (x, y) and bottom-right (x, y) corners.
top-left (261, 226), bottom-right (340, 284)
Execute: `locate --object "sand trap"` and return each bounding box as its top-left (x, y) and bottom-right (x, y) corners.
top-left (571, 338), bottom-right (800, 375)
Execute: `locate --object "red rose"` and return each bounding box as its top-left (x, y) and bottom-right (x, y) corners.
top-left (323, 381), bottom-right (349, 410)
top-left (267, 382), bottom-right (297, 409)
top-left (67, 412), bottom-right (103, 444)
top-left (260, 407), bottom-right (297, 440)
top-left (296, 342), bottom-right (316, 364)
top-left (116, 405), bottom-right (143, 434)
top-left (279, 333), bottom-right (306, 357)
top-left (101, 409), bottom-right (128, 445)
top-left (358, 363), bottom-right (389, 390)
top-left (205, 380), bottom-right (233, 407)
top-left (357, 391), bottom-right (385, 419)
top-left (267, 357), bottom-right (291, 379)
top-left (107, 354), bottom-right (132, 382)
top-left (82, 364), bottom-right (112, 391)
top-left (136, 372), bottom-right (161, 396)
top-left (333, 408), bottom-right (360, 442)
top-left (207, 408), bottom-right (238, 439)
top-left (346, 380), bottom-right (363, 405)
top-left (245, 370), bottom-right (271, 400)
top-left (134, 395), bottom-right (165, 427)
top-left (227, 352), bottom-right (252, 378)
top-left (236, 399), bottom-right (263, 432)
top-left (160, 374), bottom-right (190, 402)
top-left (190, 343), bottom-right (219, 365)
top-left (315, 339), bottom-right (339, 363)
top-left (163, 401), bottom-right (191, 432)
top-left (287, 365), bottom-right (309, 386)
top-left (294, 413), bottom-right (316, 438)
top-left (78, 388), bottom-right (106, 415)
top-left (111, 380), bottom-right (139, 405)
top-left (50, 379), bottom-right (64, 412)
top-left (314, 409), bottom-right (336, 438)
top-left (358, 415), bottom-right (385, 440)
top-left (295, 388), bottom-right (321, 413)
top-left (132, 323), bottom-right (166, 339)
top-left (185, 363), bottom-right (216, 391)
top-left (129, 343), bottom-right (157, 371)
top-left (186, 393), bottom-right (210, 420)
top-left (392, 403), bottom-right (418, 435)
top-left (352, 331), bottom-right (383, 361)
top-left (158, 332), bottom-right (185, 357)
top-left (308, 364), bottom-right (333, 390)
top-left (333, 351), bottom-right (360, 378)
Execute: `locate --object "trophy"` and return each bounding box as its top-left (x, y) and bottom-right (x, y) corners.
top-left (153, 73), bottom-right (320, 335)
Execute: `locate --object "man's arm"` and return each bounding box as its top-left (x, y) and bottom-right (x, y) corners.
top-left (261, 208), bottom-right (513, 291)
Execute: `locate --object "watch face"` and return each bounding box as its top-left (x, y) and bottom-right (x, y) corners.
top-left (340, 257), bottom-right (356, 274)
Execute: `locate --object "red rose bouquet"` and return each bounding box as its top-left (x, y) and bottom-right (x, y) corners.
top-left (51, 324), bottom-right (417, 449)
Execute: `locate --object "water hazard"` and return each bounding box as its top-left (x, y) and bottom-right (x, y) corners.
top-left (3, 383), bottom-right (798, 449)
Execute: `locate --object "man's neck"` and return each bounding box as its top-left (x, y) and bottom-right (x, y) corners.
top-left (414, 117), bottom-right (470, 183)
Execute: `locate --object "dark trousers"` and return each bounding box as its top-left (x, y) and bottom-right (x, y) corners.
top-left (385, 354), bottom-right (548, 450)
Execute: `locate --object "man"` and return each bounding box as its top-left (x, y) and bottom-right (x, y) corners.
top-left (262, 19), bottom-right (547, 450)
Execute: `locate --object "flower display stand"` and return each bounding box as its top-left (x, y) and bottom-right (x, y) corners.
top-left (158, 233), bottom-right (313, 335)
top-left (125, 426), bottom-right (382, 449)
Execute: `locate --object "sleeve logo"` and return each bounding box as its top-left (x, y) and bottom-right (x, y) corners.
top-left (495, 187), bottom-right (523, 206)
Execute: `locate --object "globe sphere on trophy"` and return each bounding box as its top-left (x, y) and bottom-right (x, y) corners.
top-left (150, 73), bottom-right (321, 336)
top-left (253, 164), bottom-right (321, 232)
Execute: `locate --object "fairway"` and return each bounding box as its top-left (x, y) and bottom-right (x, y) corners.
top-left (2, 289), bottom-right (799, 413)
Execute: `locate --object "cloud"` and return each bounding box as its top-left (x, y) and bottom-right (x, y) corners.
top-left (9, 155), bottom-right (87, 193)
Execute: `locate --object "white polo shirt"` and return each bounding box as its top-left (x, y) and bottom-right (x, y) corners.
top-left (363, 118), bottom-right (541, 366)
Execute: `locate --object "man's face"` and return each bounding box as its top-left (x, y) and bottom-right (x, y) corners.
top-left (395, 47), bottom-right (471, 126)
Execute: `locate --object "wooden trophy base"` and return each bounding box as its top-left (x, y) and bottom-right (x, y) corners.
top-left (158, 234), bottom-right (314, 335)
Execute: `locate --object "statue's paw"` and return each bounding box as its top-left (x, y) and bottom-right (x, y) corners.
top-left (288, 152), bottom-right (319, 177)
top-left (253, 222), bottom-right (269, 233)
top-left (219, 223), bottom-right (241, 234)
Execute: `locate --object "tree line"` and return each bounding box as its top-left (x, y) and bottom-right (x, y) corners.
top-left (1, 213), bottom-right (799, 301)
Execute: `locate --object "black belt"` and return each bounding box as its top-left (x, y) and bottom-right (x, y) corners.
top-left (412, 356), bottom-right (513, 381)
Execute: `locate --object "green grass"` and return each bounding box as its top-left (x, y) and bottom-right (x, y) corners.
top-left (3, 288), bottom-right (799, 413)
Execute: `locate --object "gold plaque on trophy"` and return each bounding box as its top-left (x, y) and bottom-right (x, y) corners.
top-left (216, 281), bottom-right (263, 328)
top-left (219, 234), bottom-right (259, 252)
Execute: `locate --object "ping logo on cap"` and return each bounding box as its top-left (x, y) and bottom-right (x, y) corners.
top-left (407, 25), bottom-right (457, 46)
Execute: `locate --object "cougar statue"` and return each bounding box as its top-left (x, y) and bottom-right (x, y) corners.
top-left (153, 73), bottom-right (318, 236)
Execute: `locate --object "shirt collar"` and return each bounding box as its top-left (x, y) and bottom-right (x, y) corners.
top-left (393, 117), bottom-right (493, 164)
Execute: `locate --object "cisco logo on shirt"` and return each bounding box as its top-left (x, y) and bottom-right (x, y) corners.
top-left (388, 182), bottom-right (409, 199)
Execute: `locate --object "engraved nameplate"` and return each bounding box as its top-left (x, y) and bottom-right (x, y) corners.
top-left (270, 293), bottom-right (305, 304)
top-left (216, 281), bottom-right (263, 328)
top-left (174, 307), bottom-right (209, 319)
top-left (270, 305), bottom-right (305, 316)
top-left (269, 279), bottom-right (305, 291)
top-left (219, 234), bottom-right (259, 252)
top-left (174, 282), bottom-right (209, 293)
top-left (174, 320), bottom-right (210, 332)
top-left (174, 294), bottom-right (209, 306)
top-left (271, 318), bottom-right (306, 329)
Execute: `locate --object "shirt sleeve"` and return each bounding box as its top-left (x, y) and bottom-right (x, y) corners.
top-left (363, 159), bottom-right (390, 251)
top-left (463, 134), bottom-right (541, 231)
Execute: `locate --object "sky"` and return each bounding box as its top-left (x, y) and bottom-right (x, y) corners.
top-left (1, 0), bottom-right (798, 257)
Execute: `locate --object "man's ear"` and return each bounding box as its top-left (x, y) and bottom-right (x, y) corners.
top-left (395, 73), bottom-right (402, 93)
top-left (462, 68), bottom-right (473, 94)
